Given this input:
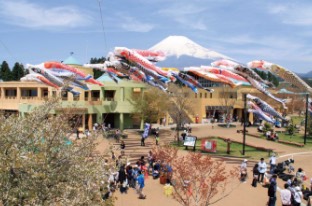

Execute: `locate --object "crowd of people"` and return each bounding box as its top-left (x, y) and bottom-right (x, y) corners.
top-left (103, 149), bottom-right (173, 201)
top-left (240, 153), bottom-right (311, 206)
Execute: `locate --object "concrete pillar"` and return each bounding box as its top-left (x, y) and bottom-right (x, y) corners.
top-left (249, 112), bottom-right (254, 124)
top-left (37, 88), bottom-right (42, 99)
top-left (88, 91), bottom-right (91, 101)
top-left (119, 113), bottom-right (124, 131)
top-left (120, 87), bottom-right (124, 101)
top-left (68, 92), bottom-right (73, 101)
top-left (82, 114), bottom-right (86, 131)
top-left (88, 114), bottom-right (93, 131)
top-left (0, 87), bottom-right (4, 99)
top-left (100, 88), bottom-right (104, 100)
top-left (140, 118), bottom-right (144, 130)
top-left (96, 114), bottom-right (102, 124)
top-left (17, 87), bottom-right (21, 99)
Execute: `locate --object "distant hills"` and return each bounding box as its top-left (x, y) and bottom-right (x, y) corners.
top-left (297, 71), bottom-right (312, 78)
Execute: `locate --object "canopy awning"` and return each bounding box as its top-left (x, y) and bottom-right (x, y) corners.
top-left (205, 106), bottom-right (233, 111)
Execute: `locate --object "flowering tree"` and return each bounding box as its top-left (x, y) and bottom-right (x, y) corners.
top-left (0, 100), bottom-right (113, 205)
top-left (153, 146), bottom-right (239, 206)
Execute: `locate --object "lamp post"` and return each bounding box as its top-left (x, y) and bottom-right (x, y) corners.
top-left (304, 93), bottom-right (309, 145)
top-left (242, 93), bottom-right (247, 155)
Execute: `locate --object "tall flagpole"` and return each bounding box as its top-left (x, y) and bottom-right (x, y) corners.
top-left (304, 94), bottom-right (309, 145)
top-left (243, 93), bottom-right (247, 155)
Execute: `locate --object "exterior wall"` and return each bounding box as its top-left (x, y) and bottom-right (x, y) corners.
top-left (0, 79), bottom-right (145, 131)
top-left (190, 86), bottom-right (268, 123)
top-left (0, 79), bottom-right (284, 127)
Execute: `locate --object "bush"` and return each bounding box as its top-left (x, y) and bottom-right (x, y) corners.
top-left (263, 122), bottom-right (272, 133)
top-left (218, 124), bottom-right (236, 128)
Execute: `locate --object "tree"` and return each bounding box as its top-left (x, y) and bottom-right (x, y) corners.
top-left (267, 72), bottom-right (273, 82)
top-left (254, 70), bottom-right (279, 87)
top-left (0, 100), bottom-right (114, 205)
top-left (168, 84), bottom-right (196, 144)
top-left (130, 86), bottom-right (170, 127)
top-left (272, 75), bottom-right (279, 87)
top-left (219, 85), bottom-right (237, 128)
top-left (11, 62), bottom-right (25, 81)
top-left (153, 146), bottom-right (239, 206)
top-left (0, 61), bottom-right (12, 81)
top-left (90, 57), bottom-right (106, 79)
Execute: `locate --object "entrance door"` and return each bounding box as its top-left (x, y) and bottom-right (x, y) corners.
top-left (102, 113), bottom-right (115, 128)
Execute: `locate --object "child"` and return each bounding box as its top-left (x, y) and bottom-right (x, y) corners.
top-left (155, 130), bottom-right (159, 145)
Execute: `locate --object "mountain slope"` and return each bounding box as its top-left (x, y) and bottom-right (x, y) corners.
top-left (149, 35), bottom-right (231, 60)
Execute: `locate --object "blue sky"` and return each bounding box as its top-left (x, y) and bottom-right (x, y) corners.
top-left (0, 0), bottom-right (312, 73)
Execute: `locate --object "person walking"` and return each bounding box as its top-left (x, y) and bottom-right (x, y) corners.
top-left (120, 140), bottom-right (126, 150)
top-left (240, 159), bottom-right (248, 182)
top-left (252, 163), bottom-right (260, 187)
top-left (258, 158), bottom-right (267, 184)
top-left (137, 170), bottom-right (146, 199)
top-left (268, 174), bottom-right (277, 206)
top-left (141, 134), bottom-right (146, 146)
top-left (269, 153), bottom-right (277, 174)
top-left (293, 186), bottom-right (303, 206)
top-left (155, 129), bottom-right (159, 145)
top-left (280, 183), bottom-right (292, 206)
top-left (115, 129), bottom-right (120, 143)
top-left (147, 151), bottom-right (154, 174)
top-left (75, 128), bottom-right (80, 139)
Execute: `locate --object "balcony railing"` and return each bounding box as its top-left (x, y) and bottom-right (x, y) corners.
top-left (4, 96), bottom-right (17, 99)
top-left (104, 97), bottom-right (114, 101)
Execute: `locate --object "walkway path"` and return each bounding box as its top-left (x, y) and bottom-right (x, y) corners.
top-left (110, 123), bottom-right (312, 206)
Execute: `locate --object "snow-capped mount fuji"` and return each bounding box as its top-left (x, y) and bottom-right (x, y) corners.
top-left (149, 35), bottom-right (232, 69)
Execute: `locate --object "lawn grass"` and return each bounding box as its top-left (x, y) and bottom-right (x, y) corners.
top-left (291, 116), bottom-right (305, 126)
top-left (257, 131), bottom-right (312, 148)
top-left (277, 133), bottom-right (312, 147)
top-left (172, 138), bottom-right (270, 160)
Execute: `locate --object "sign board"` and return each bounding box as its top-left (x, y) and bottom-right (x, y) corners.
top-left (201, 139), bottom-right (217, 153)
top-left (184, 136), bottom-right (197, 147)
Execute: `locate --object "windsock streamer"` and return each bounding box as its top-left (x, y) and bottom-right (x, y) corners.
top-left (247, 94), bottom-right (287, 121)
top-left (248, 101), bottom-right (275, 124)
top-left (248, 60), bottom-right (312, 94)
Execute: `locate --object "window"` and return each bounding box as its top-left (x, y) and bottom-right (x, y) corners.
top-left (133, 88), bottom-right (141, 93)
top-left (5, 89), bottom-right (17, 97)
top-left (200, 93), bottom-right (202, 98)
top-left (61, 91), bottom-right (68, 101)
top-left (84, 91), bottom-right (89, 101)
top-left (205, 93), bottom-right (207, 98)
top-left (21, 88), bottom-right (37, 97)
top-left (42, 89), bottom-right (48, 97)
top-left (195, 93), bottom-right (197, 98)
top-left (91, 90), bottom-right (100, 101)
top-left (104, 90), bottom-right (115, 101)
top-left (73, 95), bottom-right (80, 101)
top-left (210, 93), bottom-right (212, 98)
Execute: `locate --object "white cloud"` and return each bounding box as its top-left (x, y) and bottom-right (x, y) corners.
top-left (268, 3), bottom-right (312, 26)
top-left (120, 16), bottom-right (154, 32)
top-left (157, 3), bottom-right (208, 30)
top-left (0, 0), bottom-right (92, 28)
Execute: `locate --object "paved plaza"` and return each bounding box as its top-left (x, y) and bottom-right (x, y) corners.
top-left (95, 123), bottom-right (312, 206)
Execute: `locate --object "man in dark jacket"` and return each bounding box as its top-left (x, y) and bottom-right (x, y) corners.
top-left (268, 174), bottom-right (277, 206)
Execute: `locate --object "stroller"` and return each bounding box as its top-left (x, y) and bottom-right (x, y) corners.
top-left (274, 159), bottom-right (295, 181)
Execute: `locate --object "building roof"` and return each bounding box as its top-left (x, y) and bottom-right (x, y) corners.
top-left (96, 73), bottom-right (122, 83)
top-left (63, 56), bottom-right (81, 66)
